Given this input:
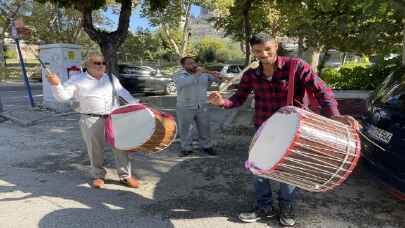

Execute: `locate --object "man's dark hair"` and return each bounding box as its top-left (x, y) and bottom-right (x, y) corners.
top-left (180, 56), bottom-right (194, 65)
top-left (249, 33), bottom-right (275, 46)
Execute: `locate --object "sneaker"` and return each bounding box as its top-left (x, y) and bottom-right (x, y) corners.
top-left (238, 207), bottom-right (276, 223)
top-left (279, 205), bottom-right (296, 227)
top-left (203, 147), bottom-right (217, 156)
top-left (180, 150), bottom-right (192, 157)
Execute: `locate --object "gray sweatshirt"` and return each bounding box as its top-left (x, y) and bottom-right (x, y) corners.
top-left (173, 69), bottom-right (218, 108)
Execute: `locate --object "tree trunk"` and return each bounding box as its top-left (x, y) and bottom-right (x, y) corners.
top-left (179, 2), bottom-right (192, 57)
top-left (303, 47), bottom-right (320, 73)
top-left (341, 52), bottom-right (347, 65)
top-left (243, 1), bottom-right (252, 66)
top-left (318, 49), bottom-right (331, 73)
top-left (80, 0), bottom-right (132, 75)
top-left (162, 24), bottom-right (181, 56)
top-left (297, 36), bottom-right (304, 58)
top-left (100, 42), bottom-right (118, 75)
top-left (0, 28), bottom-right (6, 81)
top-left (403, 21), bottom-right (405, 66)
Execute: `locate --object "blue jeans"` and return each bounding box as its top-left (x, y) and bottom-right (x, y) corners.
top-left (255, 176), bottom-right (296, 209)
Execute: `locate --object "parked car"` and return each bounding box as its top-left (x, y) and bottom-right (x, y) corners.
top-left (117, 64), bottom-right (177, 95)
top-left (360, 66), bottom-right (405, 200)
top-left (205, 64), bottom-right (245, 90)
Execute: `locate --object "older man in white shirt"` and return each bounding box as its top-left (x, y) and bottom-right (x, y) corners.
top-left (47, 52), bottom-right (139, 189)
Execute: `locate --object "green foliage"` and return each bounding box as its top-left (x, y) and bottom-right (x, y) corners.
top-left (214, 0), bottom-right (286, 41)
top-left (277, 0), bottom-right (403, 56)
top-left (192, 37), bottom-right (244, 63)
top-left (35, 0), bottom-right (107, 11)
top-left (118, 30), bottom-right (161, 63)
top-left (320, 57), bottom-right (402, 90)
top-left (4, 49), bottom-right (17, 59)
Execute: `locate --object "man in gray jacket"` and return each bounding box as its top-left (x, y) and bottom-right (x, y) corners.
top-left (174, 56), bottom-right (222, 156)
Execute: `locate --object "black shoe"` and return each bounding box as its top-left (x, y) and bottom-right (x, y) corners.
top-left (279, 205), bottom-right (296, 227)
top-left (203, 147), bottom-right (217, 155)
top-left (238, 207), bottom-right (276, 223)
top-left (180, 150), bottom-right (192, 157)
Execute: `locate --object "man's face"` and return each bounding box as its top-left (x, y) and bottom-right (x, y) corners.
top-left (252, 41), bottom-right (278, 65)
top-left (87, 55), bottom-right (106, 78)
top-left (182, 58), bottom-right (198, 73)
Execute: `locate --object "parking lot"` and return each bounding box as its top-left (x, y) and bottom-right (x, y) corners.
top-left (0, 82), bottom-right (404, 228)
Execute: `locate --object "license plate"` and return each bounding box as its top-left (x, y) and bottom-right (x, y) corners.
top-left (366, 125), bottom-right (393, 144)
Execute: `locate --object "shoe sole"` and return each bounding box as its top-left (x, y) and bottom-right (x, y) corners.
top-left (238, 217), bottom-right (260, 223)
top-left (239, 214), bottom-right (276, 223)
top-left (280, 218), bottom-right (296, 227)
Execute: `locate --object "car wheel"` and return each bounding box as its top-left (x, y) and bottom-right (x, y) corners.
top-left (165, 81), bottom-right (177, 95)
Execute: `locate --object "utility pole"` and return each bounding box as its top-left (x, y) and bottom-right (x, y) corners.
top-left (11, 20), bottom-right (35, 107)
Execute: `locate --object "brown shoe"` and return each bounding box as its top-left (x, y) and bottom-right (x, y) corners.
top-left (120, 177), bottom-right (140, 188)
top-left (92, 178), bottom-right (105, 188)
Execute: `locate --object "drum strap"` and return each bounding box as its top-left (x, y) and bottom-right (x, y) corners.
top-left (287, 58), bottom-right (321, 114)
top-left (287, 59), bottom-right (299, 106)
top-left (107, 70), bottom-right (128, 106)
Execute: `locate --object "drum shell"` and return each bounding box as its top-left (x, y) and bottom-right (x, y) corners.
top-left (247, 106), bottom-right (361, 192)
top-left (105, 104), bottom-right (176, 153)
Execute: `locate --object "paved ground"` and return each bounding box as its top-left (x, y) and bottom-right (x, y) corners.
top-left (0, 82), bottom-right (404, 228)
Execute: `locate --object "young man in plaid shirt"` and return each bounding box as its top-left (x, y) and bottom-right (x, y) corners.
top-left (208, 33), bottom-right (359, 227)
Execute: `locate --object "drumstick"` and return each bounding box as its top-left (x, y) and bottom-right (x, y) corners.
top-left (25, 45), bottom-right (53, 75)
top-left (218, 61), bottom-right (260, 93)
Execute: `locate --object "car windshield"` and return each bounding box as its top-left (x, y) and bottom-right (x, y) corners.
top-left (119, 65), bottom-right (159, 75)
top-left (371, 67), bottom-right (405, 110)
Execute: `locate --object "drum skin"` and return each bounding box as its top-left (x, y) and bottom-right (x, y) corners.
top-left (246, 106), bottom-right (361, 192)
top-left (105, 104), bottom-right (177, 153)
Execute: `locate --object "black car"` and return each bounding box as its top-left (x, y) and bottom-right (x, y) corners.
top-left (360, 66), bottom-right (405, 200)
top-left (117, 64), bottom-right (177, 95)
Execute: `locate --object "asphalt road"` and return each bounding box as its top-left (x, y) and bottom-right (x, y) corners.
top-left (0, 81), bottom-right (404, 228)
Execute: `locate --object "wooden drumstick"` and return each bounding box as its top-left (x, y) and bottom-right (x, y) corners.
top-left (25, 45), bottom-right (53, 75)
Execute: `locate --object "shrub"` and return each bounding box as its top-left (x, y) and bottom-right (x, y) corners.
top-left (320, 56), bottom-right (402, 90)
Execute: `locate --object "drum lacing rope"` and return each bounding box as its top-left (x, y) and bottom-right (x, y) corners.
top-left (317, 126), bottom-right (354, 190)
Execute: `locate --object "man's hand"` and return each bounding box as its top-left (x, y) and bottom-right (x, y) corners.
top-left (47, 73), bottom-right (61, 86)
top-left (331, 115), bottom-right (361, 131)
top-left (208, 91), bottom-right (225, 107)
top-left (207, 70), bottom-right (223, 80)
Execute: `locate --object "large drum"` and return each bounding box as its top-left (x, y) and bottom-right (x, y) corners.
top-left (246, 106), bottom-right (361, 192)
top-left (105, 103), bottom-right (176, 152)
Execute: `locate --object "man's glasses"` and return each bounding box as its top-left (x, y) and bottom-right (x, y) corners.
top-left (92, 61), bottom-right (106, 66)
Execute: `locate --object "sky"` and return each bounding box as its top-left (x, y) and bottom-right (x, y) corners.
top-left (103, 5), bottom-right (201, 32)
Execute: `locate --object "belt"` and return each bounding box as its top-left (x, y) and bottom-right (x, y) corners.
top-left (82, 113), bottom-right (109, 118)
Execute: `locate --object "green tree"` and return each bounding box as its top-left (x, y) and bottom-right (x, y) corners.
top-left (213, 0), bottom-right (286, 65)
top-left (389, 0), bottom-right (405, 65)
top-left (118, 29), bottom-right (161, 63)
top-left (36, 0), bottom-right (168, 74)
top-left (143, 0), bottom-right (232, 58)
top-left (25, 1), bottom-right (105, 45)
top-left (275, 0), bottom-right (404, 70)
top-left (0, 0), bottom-right (33, 81)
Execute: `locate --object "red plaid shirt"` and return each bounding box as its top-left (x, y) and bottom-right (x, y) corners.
top-left (223, 56), bottom-right (340, 127)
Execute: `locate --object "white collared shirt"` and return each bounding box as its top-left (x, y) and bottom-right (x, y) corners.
top-left (51, 72), bottom-right (138, 115)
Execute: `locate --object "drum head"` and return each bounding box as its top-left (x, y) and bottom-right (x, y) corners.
top-left (111, 105), bottom-right (156, 150)
top-left (248, 111), bottom-right (299, 172)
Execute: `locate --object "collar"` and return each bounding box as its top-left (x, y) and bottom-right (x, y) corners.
top-left (85, 72), bottom-right (106, 80)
